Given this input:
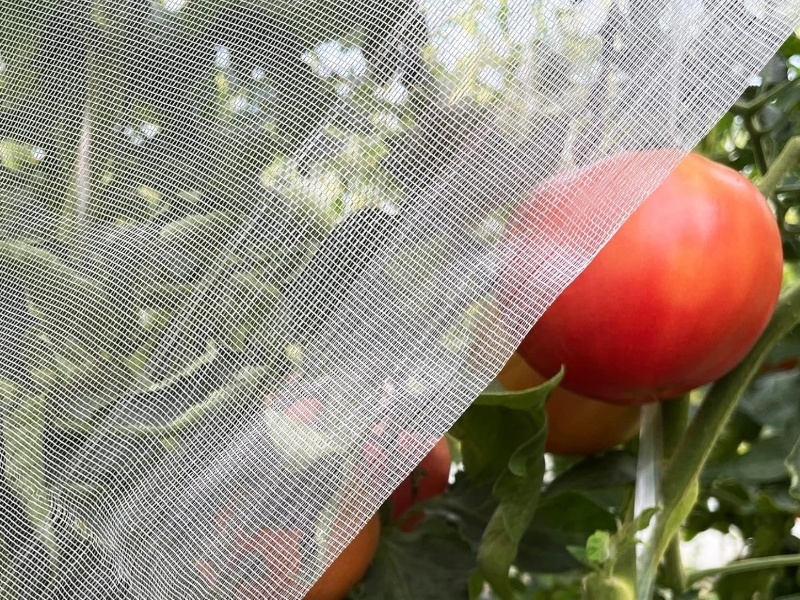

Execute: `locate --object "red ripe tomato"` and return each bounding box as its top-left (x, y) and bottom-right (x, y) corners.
top-left (510, 151), bottom-right (782, 403)
top-left (497, 352), bottom-right (640, 455)
top-left (389, 436), bottom-right (451, 531)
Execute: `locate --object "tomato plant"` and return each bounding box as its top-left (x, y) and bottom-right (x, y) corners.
top-left (353, 48), bottom-right (800, 591)
top-left (2, 7), bottom-right (800, 599)
top-left (512, 151), bottom-right (783, 403)
top-left (496, 352), bottom-right (639, 456)
top-left (389, 437), bottom-right (451, 530)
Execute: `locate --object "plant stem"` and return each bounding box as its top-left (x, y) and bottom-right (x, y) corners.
top-left (731, 78), bottom-right (800, 115)
top-left (659, 395), bottom-right (690, 594)
top-left (661, 395), bottom-right (690, 460)
top-left (686, 555), bottom-right (800, 585)
top-left (663, 537), bottom-right (686, 594)
top-left (643, 279), bottom-right (800, 596)
top-left (759, 136), bottom-right (800, 198)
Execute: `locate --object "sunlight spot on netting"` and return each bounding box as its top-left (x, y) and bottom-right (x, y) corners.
top-left (375, 75), bottom-right (409, 105)
top-left (478, 67), bottom-right (504, 91)
top-left (214, 45), bottom-right (231, 70)
top-left (251, 66), bottom-right (265, 81)
top-left (302, 41), bottom-right (368, 80)
top-left (161, 0), bottom-right (187, 13)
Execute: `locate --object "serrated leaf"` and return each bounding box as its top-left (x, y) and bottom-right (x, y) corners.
top-left (453, 381), bottom-right (549, 598)
top-left (354, 517), bottom-right (474, 599)
top-left (473, 368), bottom-right (563, 412)
top-left (482, 415), bottom-right (547, 597)
top-left (426, 476), bottom-right (582, 574)
top-left (585, 531), bottom-right (612, 565)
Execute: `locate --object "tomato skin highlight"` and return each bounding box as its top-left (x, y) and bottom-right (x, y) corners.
top-left (389, 437), bottom-right (451, 531)
top-left (512, 151), bottom-right (783, 403)
top-left (304, 514), bottom-right (381, 600)
top-left (496, 352), bottom-right (639, 455)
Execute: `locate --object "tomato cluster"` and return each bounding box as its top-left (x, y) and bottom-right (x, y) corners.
top-left (491, 150), bottom-right (783, 457)
top-left (196, 150), bottom-right (783, 599)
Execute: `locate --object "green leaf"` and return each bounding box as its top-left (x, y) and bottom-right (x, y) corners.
top-left (426, 476), bottom-right (582, 574)
top-left (453, 378), bottom-right (551, 597)
top-left (0, 239), bottom-right (142, 382)
top-left (544, 451), bottom-right (637, 499)
top-left (469, 401), bottom-right (547, 597)
top-left (740, 371), bottom-right (800, 429)
top-left (384, 237), bottom-right (447, 318)
top-left (534, 493), bottom-right (617, 549)
top-left (149, 210), bottom-right (240, 284)
top-left (353, 517), bottom-right (475, 599)
top-left (515, 526), bottom-right (584, 574)
top-left (707, 435), bottom-right (795, 485)
top-left (2, 393), bottom-right (57, 571)
top-left (585, 531), bottom-right (612, 566)
top-left (472, 368), bottom-right (562, 411)
top-left (632, 507), bottom-right (659, 534)
top-left (204, 268), bottom-right (282, 353)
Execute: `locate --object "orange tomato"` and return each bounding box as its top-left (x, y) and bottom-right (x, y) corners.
top-left (304, 514), bottom-right (381, 600)
top-left (497, 352), bottom-right (640, 455)
top-left (198, 488), bottom-right (379, 600)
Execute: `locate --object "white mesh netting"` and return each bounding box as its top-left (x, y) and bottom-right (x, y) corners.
top-left (0, 1), bottom-right (798, 598)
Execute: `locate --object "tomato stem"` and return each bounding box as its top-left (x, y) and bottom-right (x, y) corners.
top-left (642, 279), bottom-right (800, 597)
top-left (633, 402), bottom-right (663, 569)
top-left (685, 554), bottom-right (800, 585)
top-left (659, 395), bottom-right (689, 594)
top-left (758, 136), bottom-right (800, 198)
top-left (660, 395), bottom-right (690, 459)
top-left (731, 78), bottom-right (800, 116)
